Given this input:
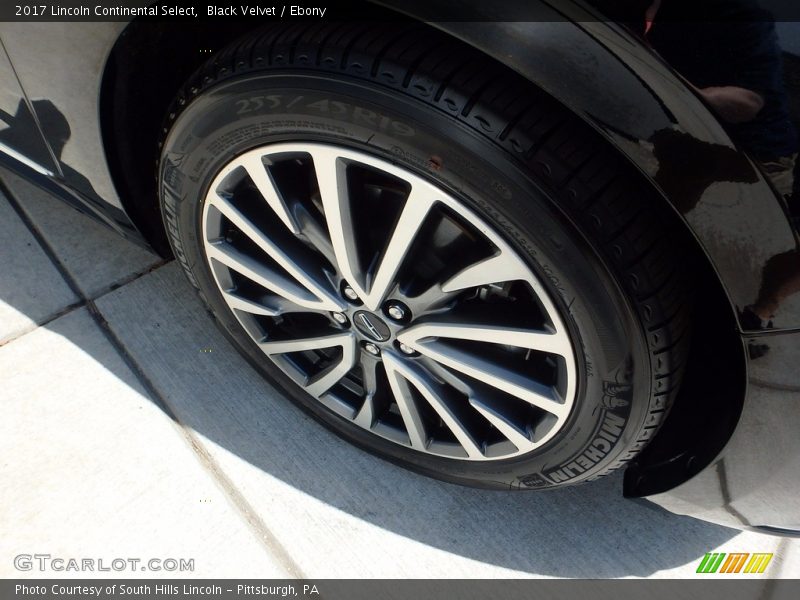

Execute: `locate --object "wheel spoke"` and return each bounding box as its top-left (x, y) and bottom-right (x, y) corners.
top-left (469, 398), bottom-right (533, 451)
top-left (221, 290), bottom-right (279, 316)
top-left (382, 354), bottom-right (429, 451)
top-left (207, 193), bottom-right (343, 312)
top-left (293, 203), bottom-right (338, 266)
top-left (239, 152), bottom-right (299, 234)
top-left (308, 146), bottom-right (366, 298)
top-left (260, 332), bottom-right (358, 397)
top-left (441, 252), bottom-right (527, 293)
top-left (398, 324), bottom-right (568, 418)
top-left (306, 348), bottom-right (358, 397)
top-left (363, 186), bottom-right (435, 310)
top-left (206, 242), bottom-right (337, 312)
top-left (442, 254), bottom-right (565, 344)
top-left (259, 332), bottom-right (351, 354)
top-left (399, 322), bottom-right (572, 357)
top-left (222, 288), bottom-right (328, 317)
top-left (402, 284), bottom-right (460, 316)
top-left (354, 357), bottom-right (379, 428)
top-left (385, 354), bottom-right (484, 459)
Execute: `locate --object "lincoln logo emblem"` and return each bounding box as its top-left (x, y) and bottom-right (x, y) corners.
top-left (354, 311), bottom-right (391, 342)
top-left (359, 313), bottom-right (380, 337)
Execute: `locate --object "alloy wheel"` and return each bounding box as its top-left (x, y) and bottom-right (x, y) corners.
top-left (201, 143), bottom-right (577, 461)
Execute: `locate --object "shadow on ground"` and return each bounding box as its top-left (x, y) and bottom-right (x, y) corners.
top-left (0, 174), bottom-right (741, 578)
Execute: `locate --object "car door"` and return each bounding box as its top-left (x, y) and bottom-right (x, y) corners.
top-left (0, 37), bottom-right (59, 178)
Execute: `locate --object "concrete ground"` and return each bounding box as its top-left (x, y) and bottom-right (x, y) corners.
top-left (1, 171), bottom-right (798, 580)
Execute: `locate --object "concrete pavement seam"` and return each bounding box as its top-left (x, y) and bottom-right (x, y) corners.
top-left (1, 179), bottom-right (305, 579)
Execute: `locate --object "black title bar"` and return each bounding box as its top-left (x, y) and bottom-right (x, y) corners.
top-left (3, 0), bottom-right (800, 22)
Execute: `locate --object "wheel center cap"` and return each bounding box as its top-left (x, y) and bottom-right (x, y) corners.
top-left (353, 311), bottom-right (391, 342)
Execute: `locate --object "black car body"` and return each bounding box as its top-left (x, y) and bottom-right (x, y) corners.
top-left (0, 0), bottom-right (798, 534)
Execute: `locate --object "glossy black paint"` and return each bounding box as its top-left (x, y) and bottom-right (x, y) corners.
top-left (0, 42), bottom-right (59, 174)
top-left (428, 15), bottom-right (800, 335)
top-left (0, 0), bottom-right (797, 532)
top-left (0, 22), bottom-right (145, 245)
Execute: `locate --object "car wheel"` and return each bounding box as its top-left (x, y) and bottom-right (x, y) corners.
top-left (158, 23), bottom-right (691, 489)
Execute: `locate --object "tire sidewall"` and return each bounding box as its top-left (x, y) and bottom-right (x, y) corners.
top-left (159, 72), bottom-right (652, 489)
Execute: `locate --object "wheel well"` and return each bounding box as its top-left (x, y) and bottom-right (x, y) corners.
top-left (623, 250), bottom-right (748, 496)
top-left (100, 15), bottom-right (747, 490)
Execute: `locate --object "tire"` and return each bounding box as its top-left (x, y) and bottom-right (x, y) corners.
top-left (158, 22), bottom-right (691, 490)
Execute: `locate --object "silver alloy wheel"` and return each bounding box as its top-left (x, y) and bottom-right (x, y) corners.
top-left (201, 143), bottom-right (577, 461)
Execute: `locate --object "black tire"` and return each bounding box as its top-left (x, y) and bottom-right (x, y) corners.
top-left (158, 23), bottom-right (691, 490)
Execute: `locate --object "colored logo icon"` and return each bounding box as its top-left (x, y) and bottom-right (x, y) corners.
top-left (696, 552), bottom-right (773, 574)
